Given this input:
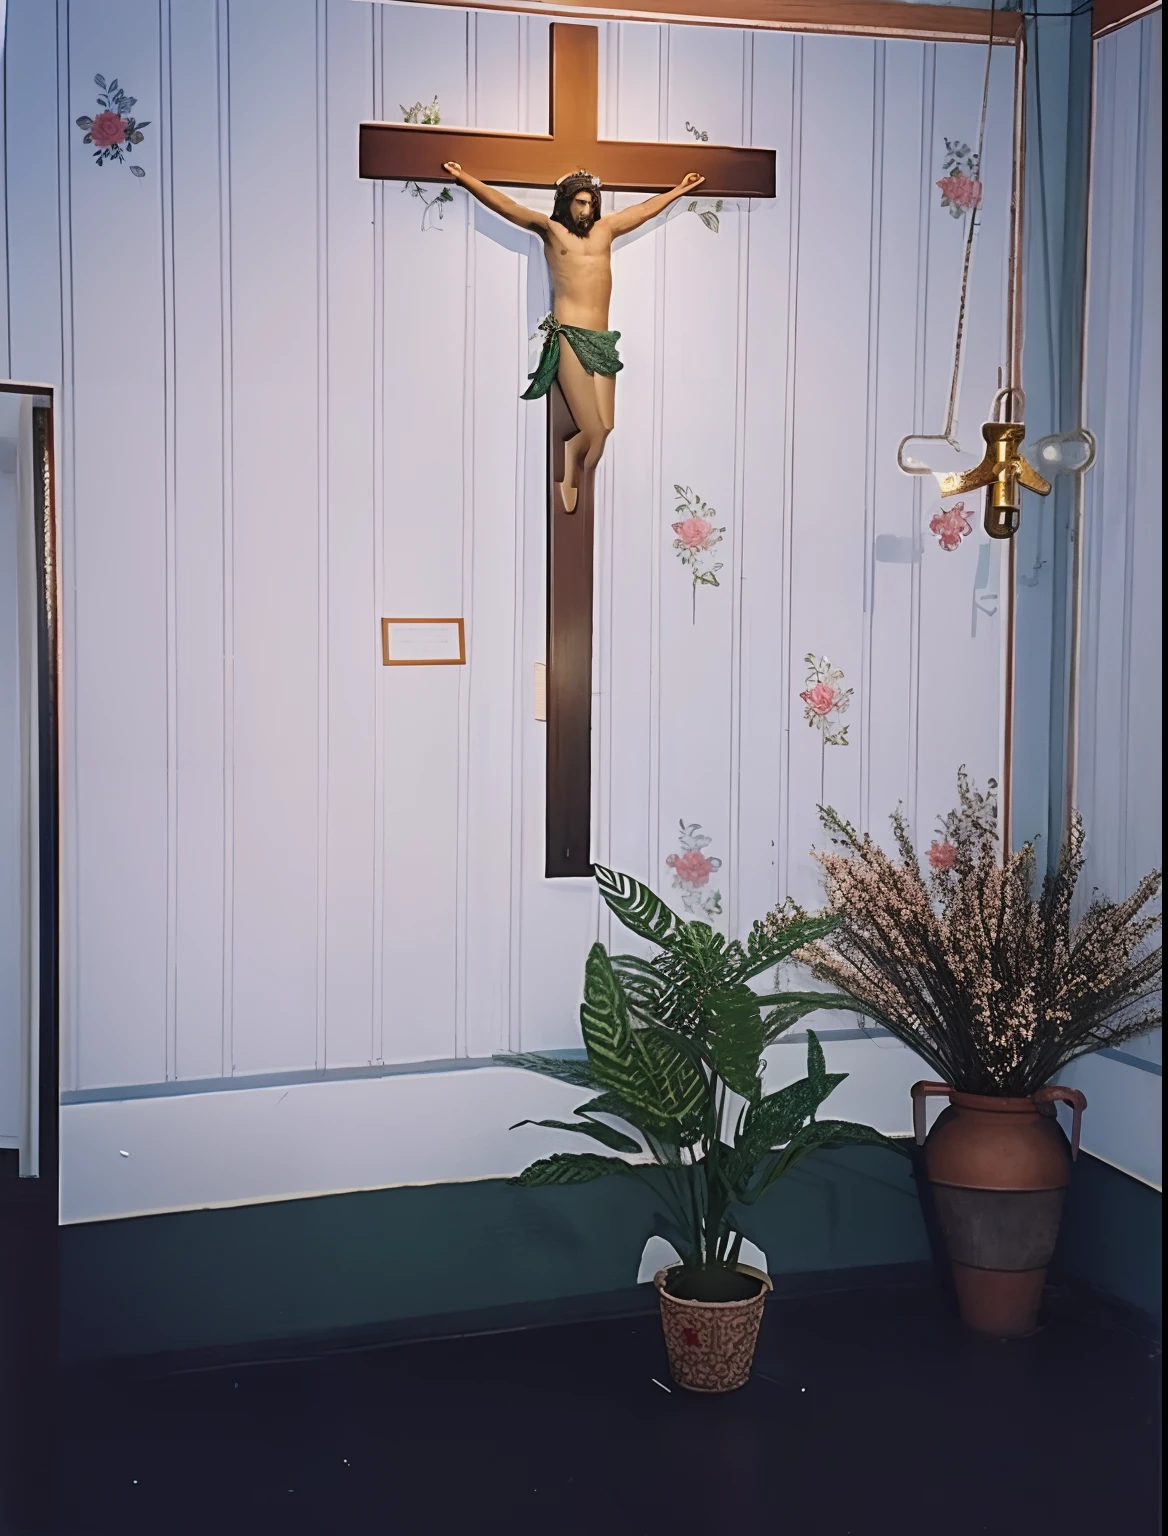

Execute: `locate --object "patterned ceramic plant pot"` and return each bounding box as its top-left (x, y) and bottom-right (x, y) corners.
top-left (654, 1265), bottom-right (773, 1393)
top-left (911, 1081), bottom-right (1087, 1338)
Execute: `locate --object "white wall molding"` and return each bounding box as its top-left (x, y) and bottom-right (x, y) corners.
top-left (59, 1031), bottom-right (929, 1223)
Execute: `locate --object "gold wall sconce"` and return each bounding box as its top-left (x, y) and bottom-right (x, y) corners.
top-left (938, 390), bottom-right (1050, 540)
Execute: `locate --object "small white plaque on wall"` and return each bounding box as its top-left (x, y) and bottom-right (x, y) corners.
top-left (381, 617), bottom-right (466, 666)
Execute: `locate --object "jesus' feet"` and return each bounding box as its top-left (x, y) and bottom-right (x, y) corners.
top-left (557, 481), bottom-right (578, 514)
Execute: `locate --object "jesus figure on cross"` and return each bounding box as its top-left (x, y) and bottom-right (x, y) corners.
top-left (443, 162), bottom-right (706, 511)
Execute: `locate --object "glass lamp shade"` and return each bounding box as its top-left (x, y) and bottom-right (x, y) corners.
top-left (1032, 427), bottom-right (1097, 478)
top-left (896, 434), bottom-right (984, 492)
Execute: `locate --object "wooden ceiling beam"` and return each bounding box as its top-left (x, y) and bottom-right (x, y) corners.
top-left (1092, 0), bottom-right (1161, 39)
top-left (378, 0), bottom-right (1024, 45)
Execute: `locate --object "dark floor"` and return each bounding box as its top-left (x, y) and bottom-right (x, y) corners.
top-left (54, 1282), bottom-right (1160, 1536)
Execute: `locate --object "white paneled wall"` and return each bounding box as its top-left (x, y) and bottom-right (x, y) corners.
top-left (0, 428), bottom-right (20, 1145)
top-left (1060, 12), bottom-right (1162, 1187)
top-left (4, 3), bottom-right (1014, 1094)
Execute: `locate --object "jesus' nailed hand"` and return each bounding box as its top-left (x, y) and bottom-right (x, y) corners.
top-left (443, 163), bottom-right (705, 512)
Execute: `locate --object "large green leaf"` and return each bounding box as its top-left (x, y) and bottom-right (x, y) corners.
top-left (493, 1052), bottom-right (602, 1090)
top-left (703, 984), bottom-right (765, 1099)
top-left (768, 1117), bottom-right (904, 1180)
top-left (806, 1028), bottom-right (828, 1088)
top-left (803, 1119), bottom-right (904, 1153)
top-left (579, 942), bottom-right (641, 1093)
top-left (740, 913), bottom-right (840, 979)
top-left (579, 945), bottom-right (705, 1130)
top-left (673, 922), bottom-right (732, 990)
top-left (635, 1027), bottom-right (707, 1129)
top-left (575, 1090), bottom-right (643, 1126)
top-left (510, 1152), bottom-right (635, 1186)
top-left (759, 993), bottom-right (857, 1044)
top-left (593, 866), bottom-right (684, 949)
top-left (509, 1117), bottom-right (642, 1154)
top-left (737, 1069), bottom-right (846, 1159)
top-left (610, 954), bottom-right (668, 1024)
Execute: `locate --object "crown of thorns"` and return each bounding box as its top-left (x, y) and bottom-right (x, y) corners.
top-left (555, 170), bottom-right (602, 193)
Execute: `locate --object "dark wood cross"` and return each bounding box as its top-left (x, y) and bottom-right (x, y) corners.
top-left (361, 23), bottom-right (775, 877)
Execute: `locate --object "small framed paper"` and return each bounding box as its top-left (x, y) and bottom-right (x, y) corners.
top-left (382, 617), bottom-right (466, 666)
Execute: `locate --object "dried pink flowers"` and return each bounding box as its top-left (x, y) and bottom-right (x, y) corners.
top-left (766, 769), bottom-right (1162, 1096)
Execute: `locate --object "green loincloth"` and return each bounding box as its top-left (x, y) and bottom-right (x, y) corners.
top-left (521, 314), bottom-right (623, 401)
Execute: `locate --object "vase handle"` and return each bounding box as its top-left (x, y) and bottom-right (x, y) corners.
top-left (910, 1081), bottom-right (953, 1146)
top-left (1034, 1085), bottom-right (1088, 1160)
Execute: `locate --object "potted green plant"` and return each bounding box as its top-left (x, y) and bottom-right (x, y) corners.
top-left (797, 770), bottom-right (1162, 1338)
top-left (496, 867), bottom-right (902, 1393)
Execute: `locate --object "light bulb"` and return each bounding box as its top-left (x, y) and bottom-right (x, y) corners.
top-left (1032, 428), bottom-right (1097, 477)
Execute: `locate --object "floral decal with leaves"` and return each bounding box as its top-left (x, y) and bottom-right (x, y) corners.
top-left (400, 97), bottom-right (453, 231)
top-left (672, 485), bottom-right (724, 619)
top-left (401, 97), bottom-right (441, 125)
top-left (929, 499), bottom-right (973, 551)
top-left (75, 75), bottom-right (149, 177)
top-left (936, 138), bottom-right (982, 219)
top-left (666, 822), bottom-right (723, 918)
top-left (687, 197), bottom-right (726, 233)
top-left (799, 655), bottom-right (853, 747)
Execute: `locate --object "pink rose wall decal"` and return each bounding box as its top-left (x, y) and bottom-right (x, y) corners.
top-left (671, 485), bottom-right (725, 622)
top-left (799, 655), bottom-right (853, 748)
top-left (665, 822), bottom-right (723, 917)
top-left (929, 500), bottom-right (973, 551)
top-left (76, 75), bottom-right (149, 177)
top-left (937, 138), bottom-right (982, 219)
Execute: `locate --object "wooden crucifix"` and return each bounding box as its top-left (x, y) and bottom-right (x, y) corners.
top-left (361, 23), bottom-right (775, 877)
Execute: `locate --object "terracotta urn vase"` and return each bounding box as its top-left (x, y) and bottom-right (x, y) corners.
top-left (655, 1265), bottom-right (773, 1392)
top-left (911, 1081), bottom-right (1087, 1338)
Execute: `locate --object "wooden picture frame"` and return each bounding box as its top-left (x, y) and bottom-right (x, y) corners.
top-left (381, 617), bottom-right (467, 666)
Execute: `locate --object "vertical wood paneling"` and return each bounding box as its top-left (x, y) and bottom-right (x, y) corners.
top-left (656, 26), bottom-right (746, 925)
top-left (1064, 12), bottom-right (1162, 1165)
top-left (736, 30), bottom-right (797, 928)
top-left (68, 0), bottom-right (169, 1087)
top-left (1077, 13), bottom-right (1161, 1073)
top-left (169, 0), bottom-right (228, 1080)
top-left (4, 0), bottom-right (64, 388)
top-left (4, 0), bottom-right (73, 1085)
top-left (4, 5), bottom-right (1019, 1085)
top-left (784, 36), bottom-right (875, 907)
top-left (321, 0), bottom-right (377, 1069)
top-left (0, 20), bottom-right (9, 380)
top-left (864, 39), bottom-right (927, 849)
top-left (463, 11), bottom-right (526, 1059)
top-left (227, 0), bottom-right (320, 1075)
top-left (379, 3), bottom-right (469, 1063)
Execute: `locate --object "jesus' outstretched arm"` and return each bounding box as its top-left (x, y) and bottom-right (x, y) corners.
top-left (442, 163), bottom-right (549, 233)
top-left (603, 172), bottom-right (705, 236)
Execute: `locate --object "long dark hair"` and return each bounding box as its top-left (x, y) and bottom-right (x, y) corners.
top-left (551, 172), bottom-right (601, 231)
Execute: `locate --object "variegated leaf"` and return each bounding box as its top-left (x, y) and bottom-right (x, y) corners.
top-left (741, 912), bottom-right (840, 979)
top-left (593, 866), bottom-right (684, 949)
top-left (509, 1117), bottom-right (641, 1154)
top-left (493, 1051), bottom-right (602, 1091)
top-left (703, 984), bottom-right (765, 1099)
top-left (509, 1152), bottom-right (633, 1186)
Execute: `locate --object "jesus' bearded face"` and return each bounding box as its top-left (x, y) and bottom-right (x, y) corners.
top-left (568, 189), bottom-right (598, 234)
